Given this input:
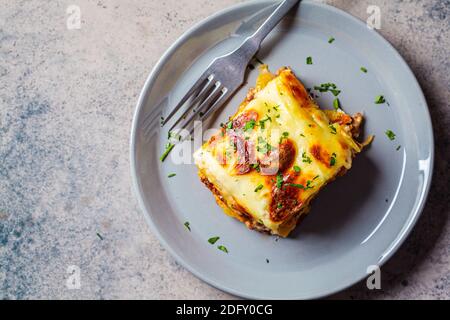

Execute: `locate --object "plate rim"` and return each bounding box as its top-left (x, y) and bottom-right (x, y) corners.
top-left (130, 0), bottom-right (434, 299)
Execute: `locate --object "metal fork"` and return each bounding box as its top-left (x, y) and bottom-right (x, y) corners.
top-left (161, 0), bottom-right (300, 134)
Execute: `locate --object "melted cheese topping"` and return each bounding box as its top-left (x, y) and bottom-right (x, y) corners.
top-left (194, 66), bottom-right (366, 236)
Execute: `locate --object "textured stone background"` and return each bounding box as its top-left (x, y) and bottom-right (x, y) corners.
top-left (0, 0), bottom-right (448, 299)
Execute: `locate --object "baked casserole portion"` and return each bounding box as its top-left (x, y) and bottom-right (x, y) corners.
top-left (194, 65), bottom-right (371, 237)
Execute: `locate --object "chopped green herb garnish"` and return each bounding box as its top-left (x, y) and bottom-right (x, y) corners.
top-left (167, 173), bottom-right (176, 178)
top-left (227, 121), bottom-right (233, 129)
top-left (293, 165), bottom-right (301, 173)
top-left (330, 152), bottom-right (337, 166)
top-left (306, 56), bottom-right (313, 65)
top-left (160, 143), bottom-right (175, 162)
top-left (299, 133), bottom-right (305, 137)
top-left (333, 98), bottom-right (340, 110)
top-left (217, 245), bottom-right (228, 253)
top-left (96, 232), bottom-right (104, 240)
top-left (256, 136), bottom-right (272, 154)
top-left (273, 105), bottom-right (279, 111)
top-left (360, 67), bottom-right (368, 73)
top-left (282, 132), bottom-right (289, 137)
top-left (259, 115), bottom-right (272, 129)
top-left (266, 258), bottom-right (270, 263)
top-left (385, 130), bottom-right (396, 140)
top-left (277, 203), bottom-right (283, 208)
top-left (375, 95), bottom-right (386, 104)
top-left (251, 163), bottom-right (261, 172)
top-left (184, 221), bottom-right (191, 231)
top-left (208, 236), bottom-right (220, 244)
top-left (328, 37), bottom-right (335, 43)
top-left (244, 119), bottom-right (256, 132)
top-left (330, 89), bottom-right (341, 96)
top-left (396, 145), bottom-right (401, 151)
top-left (276, 173), bottom-right (283, 189)
top-left (302, 152), bottom-right (312, 164)
top-left (329, 125), bottom-right (337, 134)
top-left (254, 184), bottom-right (264, 192)
top-left (287, 182), bottom-right (314, 190)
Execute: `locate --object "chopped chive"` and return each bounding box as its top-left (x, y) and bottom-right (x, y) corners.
top-left (396, 145), bottom-right (401, 151)
top-left (184, 221), bottom-right (191, 231)
top-left (302, 152), bottom-right (312, 164)
top-left (360, 67), bottom-right (368, 73)
top-left (254, 184), bottom-right (264, 192)
top-left (299, 133), bottom-right (305, 137)
top-left (328, 37), bottom-right (335, 43)
top-left (385, 130), bottom-right (396, 140)
top-left (96, 232), bottom-right (104, 240)
top-left (329, 125), bottom-right (337, 134)
top-left (293, 165), bottom-right (301, 173)
top-left (276, 173), bottom-right (283, 189)
top-left (282, 131), bottom-right (289, 137)
top-left (330, 152), bottom-right (337, 166)
top-left (330, 89), bottom-right (341, 96)
top-left (227, 121), bottom-right (233, 129)
top-left (333, 98), bottom-right (340, 110)
top-left (306, 56), bottom-right (313, 65)
top-left (375, 95), bottom-right (386, 104)
top-left (266, 258), bottom-right (270, 263)
top-left (167, 173), bottom-right (176, 178)
top-left (217, 245), bottom-right (228, 253)
top-left (160, 143), bottom-right (175, 162)
top-left (277, 203), bottom-right (283, 208)
top-left (208, 236), bottom-right (220, 244)
top-left (244, 119), bottom-right (256, 132)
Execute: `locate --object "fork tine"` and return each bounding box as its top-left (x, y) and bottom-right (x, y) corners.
top-left (192, 87), bottom-right (232, 132)
top-left (169, 82), bottom-right (223, 133)
top-left (166, 76), bottom-right (215, 131)
top-left (161, 73), bottom-right (210, 126)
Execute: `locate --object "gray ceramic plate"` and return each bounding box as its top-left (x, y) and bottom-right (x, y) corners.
top-left (130, 0), bottom-right (433, 299)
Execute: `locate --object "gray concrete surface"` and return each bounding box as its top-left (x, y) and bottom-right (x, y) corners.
top-left (0, 0), bottom-right (448, 299)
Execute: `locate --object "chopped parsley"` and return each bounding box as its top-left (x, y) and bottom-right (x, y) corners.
top-left (299, 133), bottom-right (305, 137)
top-left (256, 136), bottom-right (272, 154)
top-left (385, 130), bottom-right (396, 140)
top-left (273, 105), bottom-right (279, 111)
top-left (276, 173), bottom-right (283, 189)
top-left (286, 181), bottom-right (314, 190)
top-left (251, 163), bottom-right (261, 172)
top-left (160, 143), bottom-right (175, 162)
top-left (217, 245), bottom-right (228, 253)
top-left (208, 236), bottom-right (220, 244)
top-left (329, 125), bottom-right (337, 134)
top-left (306, 56), bottom-right (313, 65)
top-left (184, 221), bottom-right (191, 231)
top-left (259, 115), bottom-right (272, 129)
top-left (244, 119), bottom-right (256, 132)
top-left (96, 232), bottom-right (104, 240)
top-left (313, 83), bottom-right (341, 96)
top-left (167, 173), bottom-right (176, 178)
top-left (277, 203), bottom-right (283, 208)
top-left (226, 121), bottom-right (233, 129)
top-left (302, 152), bottom-right (312, 164)
top-left (360, 67), bottom-right (368, 73)
top-left (330, 153), bottom-right (337, 166)
top-left (328, 37), bottom-right (335, 43)
top-left (254, 184), bottom-right (264, 192)
top-left (333, 98), bottom-right (340, 110)
top-left (293, 165), bottom-right (301, 173)
top-left (375, 95), bottom-right (386, 104)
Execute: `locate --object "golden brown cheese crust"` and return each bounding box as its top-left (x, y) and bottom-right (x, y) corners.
top-left (194, 65), bottom-right (371, 237)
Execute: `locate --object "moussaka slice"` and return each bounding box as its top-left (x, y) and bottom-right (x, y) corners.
top-left (193, 65), bottom-right (372, 237)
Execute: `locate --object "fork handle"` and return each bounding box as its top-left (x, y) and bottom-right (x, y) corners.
top-left (236, 0), bottom-right (300, 62)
